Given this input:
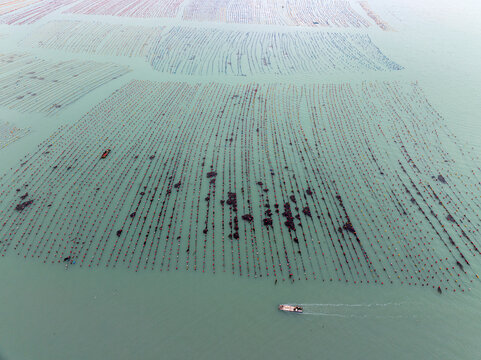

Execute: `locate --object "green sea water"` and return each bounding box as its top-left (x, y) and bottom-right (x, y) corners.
top-left (1, 0), bottom-right (481, 359)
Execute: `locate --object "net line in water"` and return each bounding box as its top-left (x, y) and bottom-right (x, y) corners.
top-left (63, 0), bottom-right (186, 18)
top-left (359, 1), bottom-right (395, 31)
top-left (21, 21), bottom-right (165, 58)
top-left (0, 121), bottom-right (30, 150)
top-left (148, 27), bottom-right (403, 76)
top-left (182, 0), bottom-right (370, 27)
top-left (0, 53), bottom-right (130, 115)
top-left (0, 0), bottom-right (77, 25)
top-left (0, 80), bottom-right (479, 293)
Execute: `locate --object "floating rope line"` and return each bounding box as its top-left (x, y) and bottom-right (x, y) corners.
top-left (0, 0), bottom-right (43, 16)
top-left (183, 0), bottom-right (370, 27)
top-left (0, 0), bottom-right (77, 25)
top-left (0, 80), bottom-right (478, 292)
top-left (22, 21), bottom-right (164, 58)
top-left (148, 27), bottom-right (402, 76)
top-left (0, 122), bottom-right (30, 150)
top-left (64, 0), bottom-right (186, 18)
top-left (359, 1), bottom-right (395, 31)
top-left (0, 53), bottom-right (130, 115)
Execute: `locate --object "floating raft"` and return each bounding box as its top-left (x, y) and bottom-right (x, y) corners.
top-left (148, 27), bottom-right (403, 76)
top-left (0, 80), bottom-right (478, 293)
top-left (0, 53), bottom-right (130, 115)
top-left (22, 21), bottom-right (164, 57)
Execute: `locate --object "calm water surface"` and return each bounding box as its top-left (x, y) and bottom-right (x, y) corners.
top-left (0, 0), bottom-right (480, 359)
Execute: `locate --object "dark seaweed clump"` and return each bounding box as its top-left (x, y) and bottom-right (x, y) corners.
top-left (282, 203), bottom-right (295, 231)
top-left (242, 214), bottom-right (254, 222)
top-left (302, 206), bottom-right (311, 217)
top-left (15, 200), bottom-right (33, 211)
top-left (342, 221), bottom-right (356, 234)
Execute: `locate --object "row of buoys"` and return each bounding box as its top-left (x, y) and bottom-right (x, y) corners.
top-left (64, 0), bottom-right (184, 18)
top-left (0, 52), bottom-right (130, 115)
top-left (0, 0), bottom-right (40, 15)
top-left (183, 0), bottom-right (370, 27)
top-left (0, 0), bottom-right (384, 27)
top-left (0, 121), bottom-right (30, 150)
top-left (359, 1), bottom-right (394, 31)
top-left (0, 0), bottom-right (77, 25)
top-left (22, 21), bottom-right (164, 58)
top-left (302, 81), bottom-right (479, 291)
top-left (0, 79), bottom-right (478, 292)
top-left (148, 27), bottom-right (402, 76)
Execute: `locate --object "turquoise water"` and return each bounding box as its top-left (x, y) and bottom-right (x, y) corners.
top-left (1, 0), bottom-right (481, 359)
top-left (1, 257), bottom-right (481, 360)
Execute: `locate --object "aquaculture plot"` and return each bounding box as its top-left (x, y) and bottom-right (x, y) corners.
top-left (0, 0), bottom-right (76, 25)
top-left (0, 53), bottom-right (33, 73)
top-left (305, 81), bottom-right (481, 292)
top-left (182, 0), bottom-right (292, 25)
top-left (0, 53), bottom-right (130, 115)
top-left (0, 121), bottom-right (30, 149)
top-left (0, 80), bottom-right (477, 292)
top-left (182, 0), bottom-right (370, 27)
top-left (0, 0), bottom-right (41, 15)
top-left (148, 27), bottom-right (402, 76)
top-left (22, 21), bottom-right (164, 58)
top-left (64, 0), bottom-right (185, 18)
top-left (286, 0), bottom-right (370, 27)
top-left (359, 1), bottom-right (394, 31)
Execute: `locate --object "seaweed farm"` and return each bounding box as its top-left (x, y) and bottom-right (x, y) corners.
top-left (0, 0), bottom-right (77, 25)
top-left (64, 0), bottom-right (186, 18)
top-left (22, 21), bottom-right (164, 57)
top-left (0, 53), bottom-right (130, 115)
top-left (0, 79), bottom-right (479, 294)
top-left (1, 0), bottom-right (481, 359)
top-left (148, 27), bottom-right (402, 75)
top-left (183, 0), bottom-right (370, 27)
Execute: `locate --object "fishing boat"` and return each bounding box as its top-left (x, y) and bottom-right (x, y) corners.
top-left (278, 304), bottom-right (303, 313)
top-left (101, 149), bottom-right (111, 159)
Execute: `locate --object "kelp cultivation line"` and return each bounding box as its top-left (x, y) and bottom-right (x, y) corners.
top-left (64, 0), bottom-right (185, 18)
top-left (358, 1), bottom-right (394, 31)
top-left (22, 21), bottom-right (164, 58)
top-left (382, 83), bottom-right (481, 253)
top-left (0, 122), bottom-right (30, 149)
top-left (183, 0), bottom-right (371, 27)
top-left (0, 0), bottom-right (76, 25)
top-left (0, 80), bottom-right (479, 292)
top-left (0, 53), bottom-right (130, 115)
top-left (304, 84), bottom-right (476, 292)
top-left (149, 27), bottom-right (402, 76)
top-left (319, 85), bottom-right (430, 284)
